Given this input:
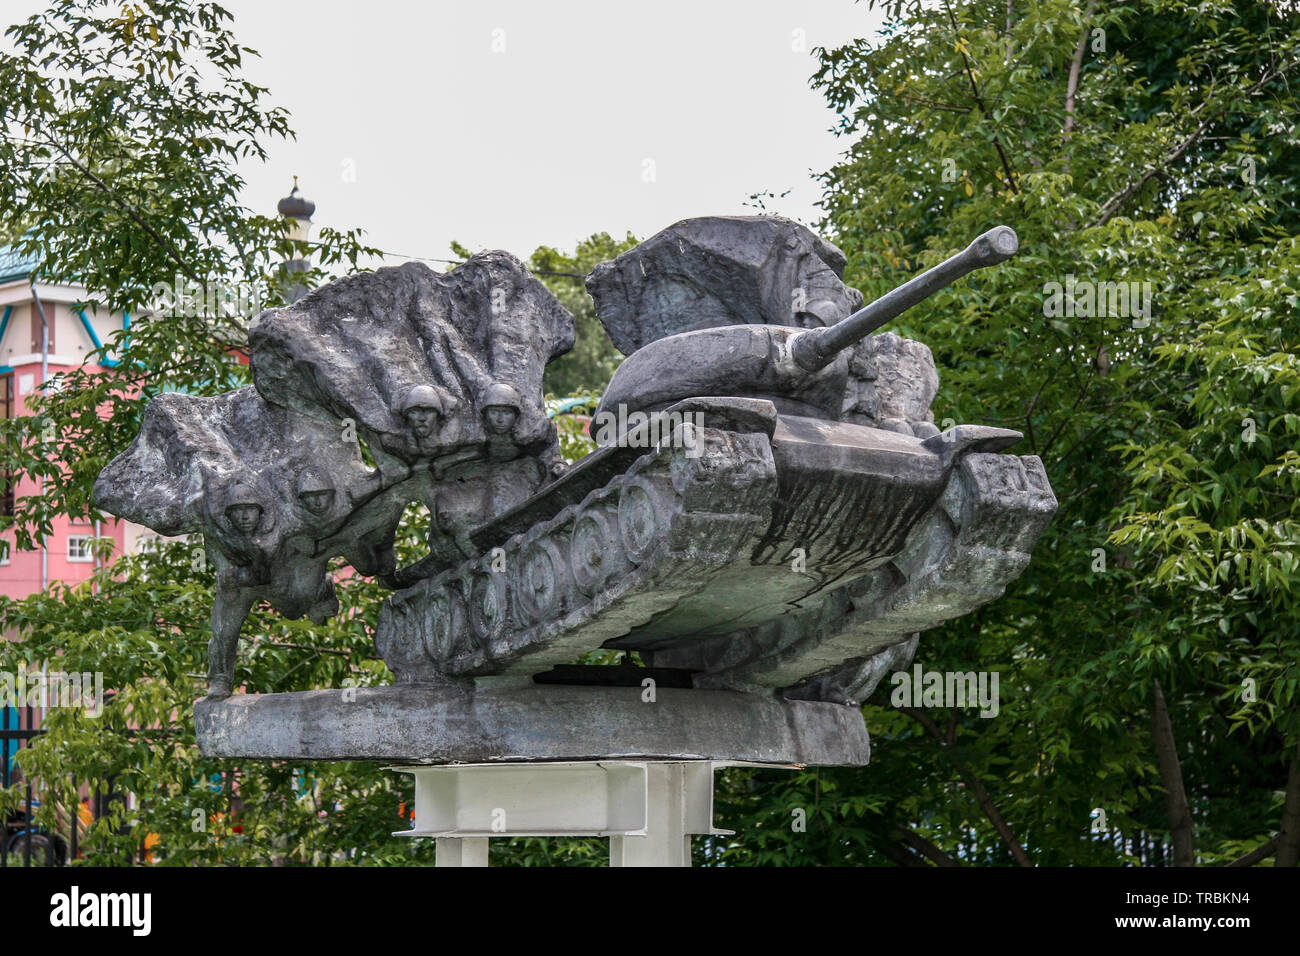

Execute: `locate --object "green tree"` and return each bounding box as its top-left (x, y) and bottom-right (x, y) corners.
top-left (0, 0), bottom-right (431, 866)
top-left (0, 0), bottom-right (379, 552)
top-left (707, 0), bottom-right (1299, 867)
top-left (0, 2), bottom-right (631, 866)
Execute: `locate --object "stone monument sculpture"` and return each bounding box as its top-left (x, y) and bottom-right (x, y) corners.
top-left (93, 219), bottom-right (1056, 866)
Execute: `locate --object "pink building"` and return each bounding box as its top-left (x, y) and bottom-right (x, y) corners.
top-left (0, 246), bottom-right (155, 599)
top-left (0, 183), bottom-right (311, 600)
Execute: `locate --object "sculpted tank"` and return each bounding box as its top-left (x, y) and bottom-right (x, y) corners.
top-left (373, 220), bottom-right (1057, 705)
top-left (95, 214), bottom-right (1055, 706)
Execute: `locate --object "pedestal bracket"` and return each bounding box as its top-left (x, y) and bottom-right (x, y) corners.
top-left (392, 760), bottom-right (766, 867)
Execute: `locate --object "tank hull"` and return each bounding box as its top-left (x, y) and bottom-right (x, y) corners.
top-left (373, 398), bottom-right (1057, 701)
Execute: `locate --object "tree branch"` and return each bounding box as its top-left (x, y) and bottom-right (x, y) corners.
top-left (32, 126), bottom-right (204, 285)
top-left (900, 706), bottom-right (1033, 865)
top-left (1005, 0), bottom-right (1015, 61)
top-left (880, 838), bottom-right (931, 867)
top-left (1090, 61), bottom-right (1299, 227)
top-left (892, 824), bottom-right (961, 866)
top-left (1152, 679), bottom-right (1196, 866)
top-left (1226, 833), bottom-right (1279, 867)
top-left (1064, 1), bottom-right (1098, 137)
top-left (942, 0), bottom-right (1020, 195)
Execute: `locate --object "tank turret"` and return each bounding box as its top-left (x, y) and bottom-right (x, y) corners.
top-left (597, 226), bottom-right (1018, 423)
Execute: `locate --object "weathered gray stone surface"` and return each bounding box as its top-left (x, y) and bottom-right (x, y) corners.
top-left (585, 216), bottom-right (864, 355)
top-left (193, 683), bottom-right (871, 766)
top-left (653, 450), bottom-right (1057, 699)
top-left (250, 255), bottom-right (571, 479)
top-left (378, 400), bottom-right (1054, 702)
top-left (375, 224), bottom-right (1055, 705)
top-left (593, 226), bottom-right (1018, 423)
top-left (842, 331), bottom-right (941, 439)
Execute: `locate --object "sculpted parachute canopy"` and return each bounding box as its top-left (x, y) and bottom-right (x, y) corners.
top-left (95, 252), bottom-right (575, 697)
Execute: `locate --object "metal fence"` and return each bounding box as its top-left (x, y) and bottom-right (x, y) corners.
top-left (1, 704), bottom-right (139, 866)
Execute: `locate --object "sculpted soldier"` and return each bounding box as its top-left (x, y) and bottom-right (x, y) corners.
top-left (296, 468), bottom-right (336, 518)
top-left (400, 385), bottom-right (446, 447)
top-left (206, 477), bottom-right (341, 699)
top-left (480, 382), bottom-right (522, 461)
top-left (211, 483), bottom-right (273, 582)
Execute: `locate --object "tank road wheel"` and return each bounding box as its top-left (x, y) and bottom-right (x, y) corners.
top-left (518, 540), bottom-right (567, 623)
top-left (421, 588), bottom-right (457, 662)
top-left (468, 572), bottom-right (506, 651)
top-left (571, 507), bottom-right (616, 594)
top-left (375, 598), bottom-right (416, 667)
top-left (391, 600), bottom-right (414, 651)
top-left (617, 479), bottom-right (664, 564)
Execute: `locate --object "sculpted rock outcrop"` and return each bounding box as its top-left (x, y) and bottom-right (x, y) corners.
top-left (585, 216), bottom-right (865, 355)
top-left (250, 255), bottom-right (571, 480)
top-left (842, 331), bottom-right (941, 439)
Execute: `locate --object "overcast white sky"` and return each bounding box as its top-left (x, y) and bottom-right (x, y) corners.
top-left (7, 0), bottom-right (887, 266)
top-left (225, 0), bottom-right (886, 265)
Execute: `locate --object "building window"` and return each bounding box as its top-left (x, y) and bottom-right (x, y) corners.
top-left (67, 535), bottom-right (95, 562)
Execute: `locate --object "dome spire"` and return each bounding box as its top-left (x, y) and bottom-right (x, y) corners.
top-left (277, 176), bottom-right (315, 221)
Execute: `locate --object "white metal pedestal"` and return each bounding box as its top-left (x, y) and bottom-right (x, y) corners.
top-left (393, 761), bottom-right (749, 867)
top-left (433, 836), bottom-right (489, 867)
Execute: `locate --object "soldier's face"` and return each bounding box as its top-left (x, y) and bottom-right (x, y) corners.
top-left (406, 407), bottom-right (437, 438)
top-left (227, 504), bottom-right (262, 533)
top-left (484, 406), bottom-right (517, 435)
top-left (299, 490), bottom-right (334, 515)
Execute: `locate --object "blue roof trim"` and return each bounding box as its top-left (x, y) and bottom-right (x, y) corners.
top-left (0, 306), bottom-right (10, 374)
top-left (77, 308), bottom-right (120, 368)
top-left (546, 394), bottom-right (601, 418)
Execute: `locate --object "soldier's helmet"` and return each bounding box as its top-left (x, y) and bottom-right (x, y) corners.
top-left (400, 385), bottom-right (445, 417)
top-left (481, 382), bottom-right (522, 411)
top-left (225, 483), bottom-right (261, 510)
top-left (296, 468), bottom-right (333, 496)
top-left (224, 482), bottom-right (264, 532)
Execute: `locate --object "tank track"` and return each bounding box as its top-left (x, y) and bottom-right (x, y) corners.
top-left (375, 422), bottom-right (778, 680)
top-left (374, 417), bottom-right (1057, 703)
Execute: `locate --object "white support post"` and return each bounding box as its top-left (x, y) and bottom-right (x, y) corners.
top-left (610, 763), bottom-right (690, 867)
top-left (392, 760), bottom-right (742, 867)
top-left (434, 836), bottom-right (489, 867)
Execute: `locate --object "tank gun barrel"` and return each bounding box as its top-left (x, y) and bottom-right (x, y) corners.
top-left (791, 226), bottom-right (1019, 372)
